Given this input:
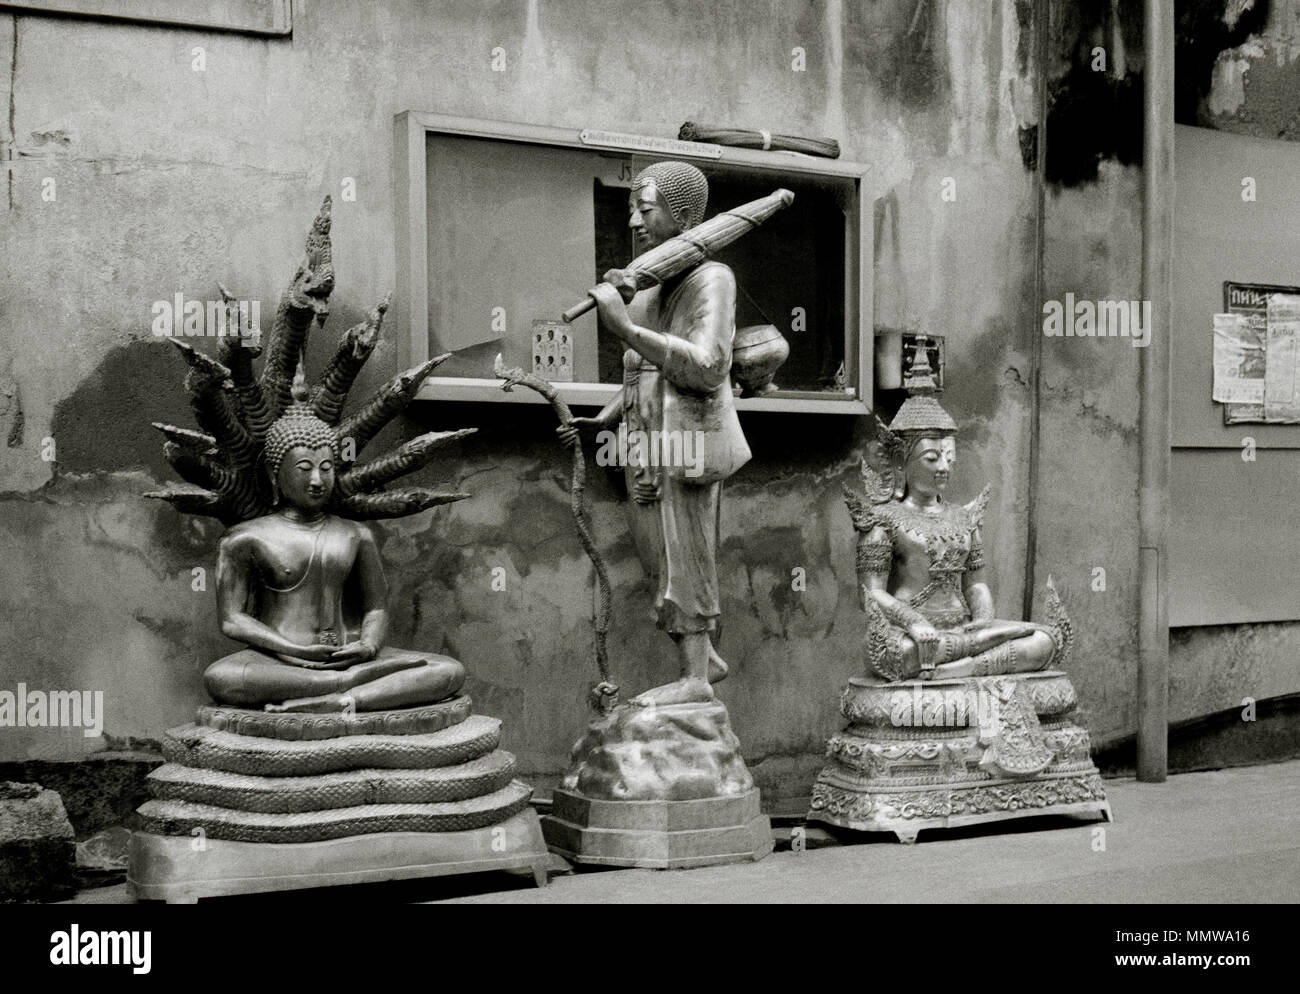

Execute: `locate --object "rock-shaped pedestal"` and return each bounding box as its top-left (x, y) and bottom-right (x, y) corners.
top-left (542, 700), bottom-right (772, 868)
top-left (807, 671), bottom-right (1111, 843)
top-left (128, 696), bottom-right (551, 902)
top-left (0, 782), bottom-right (77, 902)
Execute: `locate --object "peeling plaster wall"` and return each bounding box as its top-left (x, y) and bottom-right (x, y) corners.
top-left (1036, 163), bottom-right (1144, 744)
top-left (0, 0), bottom-right (1143, 809)
top-left (1199, 0), bottom-right (1300, 136)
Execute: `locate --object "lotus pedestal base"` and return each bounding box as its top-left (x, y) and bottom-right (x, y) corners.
top-left (807, 671), bottom-right (1112, 844)
top-left (127, 697), bottom-right (550, 900)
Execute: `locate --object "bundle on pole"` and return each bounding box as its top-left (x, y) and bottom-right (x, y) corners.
top-left (678, 121), bottom-right (840, 159)
top-left (560, 187), bottom-right (795, 323)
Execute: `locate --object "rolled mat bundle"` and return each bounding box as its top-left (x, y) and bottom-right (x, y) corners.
top-left (678, 121), bottom-right (840, 159)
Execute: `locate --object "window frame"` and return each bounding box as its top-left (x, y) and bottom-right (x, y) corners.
top-left (394, 110), bottom-right (873, 414)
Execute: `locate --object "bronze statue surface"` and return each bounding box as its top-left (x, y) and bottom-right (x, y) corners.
top-left (131, 199), bottom-right (553, 903)
top-left (149, 197), bottom-right (471, 713)
top-left (808, 339), bottom-right (1108, 841)
top-left (541, 162), bottom-right (775, 865)
top-left (560, 161), bottom-right (751, 709)
top-left (844, 340), bottom-right (1068, 681)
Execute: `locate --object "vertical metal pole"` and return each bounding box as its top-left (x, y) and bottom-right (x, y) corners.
top-left (1138, 0), bottom-right (1173, 781)
top-left (1023, 0), bottom-right (1049, 624)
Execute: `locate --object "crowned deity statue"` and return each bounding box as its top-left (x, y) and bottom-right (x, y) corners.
top-left (148, 198), bottom-right (470, 714)
top-left (559, 161), bottom-right (751, 709)
top-left (845, 338), bottom-right (1070, 682)
top-left (808, 340), bottom-right (1108, 841)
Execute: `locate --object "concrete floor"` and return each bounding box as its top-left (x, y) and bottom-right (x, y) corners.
top-left (66, 760), bottom-right (1299, 904)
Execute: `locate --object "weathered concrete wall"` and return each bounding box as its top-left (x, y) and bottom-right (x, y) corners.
top-left (1159, 0), bottom-right (1300, 729)
top-left (1036, 163), bottom-right (1144, 744)
top-left (0, 0), bottom-right (1147, 809)
top-left (1196, 0), bottom-right (1300, 137)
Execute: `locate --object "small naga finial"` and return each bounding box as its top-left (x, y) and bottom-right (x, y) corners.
top-left (290, 358), bottom-right (310, 403)
top-left (492, 352), bottom-right (530, 392)
top-left (588, 681), bottom-right (620, 715)
top-left (1043, 575), bottom-right (1074, 669)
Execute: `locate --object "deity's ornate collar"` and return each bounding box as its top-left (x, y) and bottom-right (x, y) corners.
top-left (875, 499), bottom-right (974, 543)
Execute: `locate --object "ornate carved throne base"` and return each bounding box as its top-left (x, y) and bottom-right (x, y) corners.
top-left (127, 696), bottom-right (551, 902)
top-left (542, 699), bottom-right (773, 869)
top-left (807, 671), bottom-right (1112, 844)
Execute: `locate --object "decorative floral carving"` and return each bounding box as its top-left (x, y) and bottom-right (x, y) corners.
top-left (808, 773), bottom-right (1109, 831)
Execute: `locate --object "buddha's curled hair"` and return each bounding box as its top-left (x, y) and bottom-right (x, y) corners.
top-left (263, 378), bottom-right (339, 481)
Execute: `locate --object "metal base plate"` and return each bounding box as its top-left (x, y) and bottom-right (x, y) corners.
top-left (127, 808), bottom-right (551, 902)
top-left (542, 787), bottom-right (774, 869)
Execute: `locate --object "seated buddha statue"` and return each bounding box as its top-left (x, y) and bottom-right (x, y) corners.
top-left (148, 197), bottom-right (472, 715)
top-left (203, 393), bottom-right (466, 713)
top-left (845, 342), bottom-right (1068, 682)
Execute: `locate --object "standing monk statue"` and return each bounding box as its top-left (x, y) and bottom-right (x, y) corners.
top-left (559, 161), bottom-right (750, 708)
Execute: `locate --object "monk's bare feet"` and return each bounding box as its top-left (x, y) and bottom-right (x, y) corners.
top-left (707, 645), bottom-right (729, 684)
top-left (266, 693), bottom-right (356, 714)
top-left (630, 677), bottom-right (714, 708)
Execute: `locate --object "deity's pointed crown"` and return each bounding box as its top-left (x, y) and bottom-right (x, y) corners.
top-left (888, 333), bottom-right (957, 439)
top-left (263, 362), bottom-right (338, 479)
top-left (634, 161), bottom-right (708, 231)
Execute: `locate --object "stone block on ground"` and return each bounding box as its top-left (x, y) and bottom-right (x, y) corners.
top-left (0, 781), bottom-right (77, 902)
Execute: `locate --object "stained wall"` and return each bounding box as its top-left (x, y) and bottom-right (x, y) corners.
top-left (0, 0), bottom-right (1156, 809)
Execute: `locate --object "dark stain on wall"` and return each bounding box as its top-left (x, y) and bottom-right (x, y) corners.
top-left (1035, 0), bottom-right (1145, 187)
top-left (141, 501), bottom-right (223, 579)
top-left (948, 314), bottom-right (1026, 423)
top-left (6, 384), bottom-right (23, 448)
top-left (50, 339), bottom-right (192, 476)
top-left (1216, 53), bottom-right (1300, 138)
top-left (1039, 0), bottom-right (1279, 185)
top-left (726, 522), bottom-right (825, 638)
top-left (1176, 0), bottom-right (1272, 127)
top-left (1014, 0), bottom-right (1036, 76)
top-left (844, 0), bottom-right (947, 111)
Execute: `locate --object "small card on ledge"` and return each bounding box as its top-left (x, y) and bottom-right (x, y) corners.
top-left (532, 320), bottom-right (573, 381)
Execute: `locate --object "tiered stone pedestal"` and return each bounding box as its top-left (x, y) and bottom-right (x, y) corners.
top-left (128, 696), bottom-right (551, 902)
top-left (807, 671), bottom-right (1111, 843)
top-left (542, 699), bottom-right (773, 869)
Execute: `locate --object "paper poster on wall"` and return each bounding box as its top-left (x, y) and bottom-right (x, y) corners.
top-left (1219, 281), bottom-right (1300, 424)
top-left (1264, 294), bottom-right (1300, 422)
top-left (1212, 313), bottom-right (1264, 404)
